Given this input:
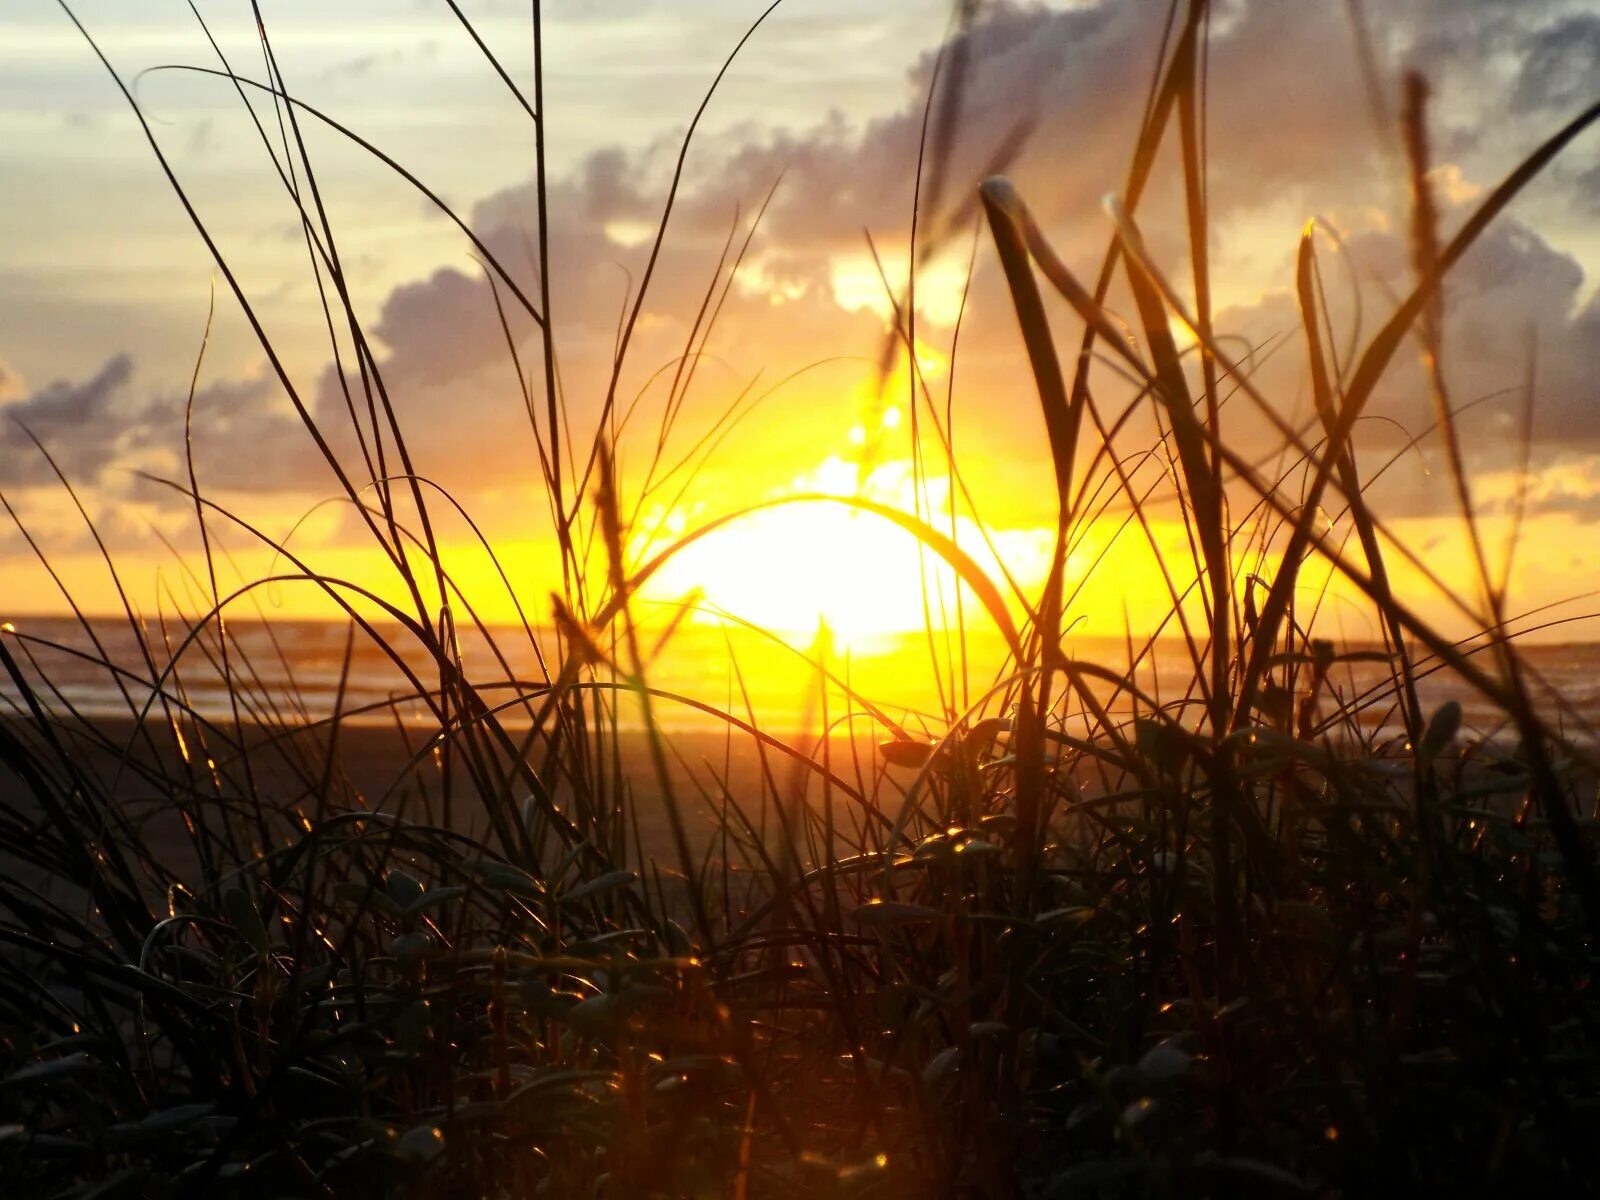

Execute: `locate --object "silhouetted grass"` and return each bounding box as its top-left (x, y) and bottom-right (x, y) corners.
top-left (3, 1), bottom-right (1600, 1196)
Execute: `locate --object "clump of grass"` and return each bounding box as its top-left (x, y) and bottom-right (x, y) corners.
top-left (3, 2), bottom-right (1600, 1197)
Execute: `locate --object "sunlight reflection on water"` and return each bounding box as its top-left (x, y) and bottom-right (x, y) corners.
top-left (1, 616), bottom-right (1593, 743)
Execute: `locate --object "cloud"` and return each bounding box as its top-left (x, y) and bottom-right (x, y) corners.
top-left (213, 1), bottom-right (1196, 510)
top-left (1509, 13), bottom-right (1600, 116)
top-left (170, 370), bottom-right (339, 496)
top-left (0, 351), bottom-right (336, 505)
top-left (9, 0), bottom-right (1600, 539)
top-left (1340, 214), bottom-right (1598, 449)
top-left (1204, 203), bottom-right (1600, 531)
top-left (1228, 211), bottom-right (1597, 412)
top-left (0, 354), bottom-right (138, 486)
top-left (0, 357), bottom-right (24, 403)
top-left (144, 0), bottom-right (1600, 527)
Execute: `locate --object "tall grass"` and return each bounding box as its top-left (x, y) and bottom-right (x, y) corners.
top-left (3, 1), bottom-right (1600, 1196)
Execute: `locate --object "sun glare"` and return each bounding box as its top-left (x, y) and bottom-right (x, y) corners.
top-left (647, 500), bottom-right (946, 645)
top-left (639, 454), bottom-right (1055, 649)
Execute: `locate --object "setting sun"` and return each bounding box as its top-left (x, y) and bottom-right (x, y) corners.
top-left (648, 495), bottom-right (957, 642)
top-left (639, 453), bottom-right (1053, 646)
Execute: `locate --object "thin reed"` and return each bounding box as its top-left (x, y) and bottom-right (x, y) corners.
top-left (2, 2), bottom-right (1599, 1197)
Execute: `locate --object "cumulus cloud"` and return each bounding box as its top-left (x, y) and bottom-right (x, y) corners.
top-left (166, 370), bottom-right (336, 496)
top-left (0, 354), bottom-right (140, 486)
top-left (0, 351), bottom-right (334, 505)
top-left (1204, 208), bottom-right (1600, 534)
top-left (1226, 214), bottom-right (1595, 424)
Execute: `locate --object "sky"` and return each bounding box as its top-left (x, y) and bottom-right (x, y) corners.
top-left (2, 0), bottom-right (1599, 649)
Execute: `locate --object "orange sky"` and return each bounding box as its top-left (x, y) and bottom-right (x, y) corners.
top-left (2, 1), bottom-right (1599, 650)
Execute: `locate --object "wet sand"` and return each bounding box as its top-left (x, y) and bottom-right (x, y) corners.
top-left (0, 714), bottom-right (893, 890)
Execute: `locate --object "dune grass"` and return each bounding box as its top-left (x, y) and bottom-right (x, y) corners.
top-left (3, 1), bottom-right (1600, 1196)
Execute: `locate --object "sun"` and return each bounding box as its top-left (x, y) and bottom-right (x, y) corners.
top-left (639, 486), bottom-right (935, 649)
top-left (657, 509), bottom-right (934, 643)
top-left (636, 457), bottom-right (980, 648)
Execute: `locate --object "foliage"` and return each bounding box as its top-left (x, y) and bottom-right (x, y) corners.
top-left (3, 1), bottom-right (1600, 1196)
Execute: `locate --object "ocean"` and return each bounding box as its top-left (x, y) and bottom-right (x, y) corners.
top-left (1, 614), bottom-right (1595, 745)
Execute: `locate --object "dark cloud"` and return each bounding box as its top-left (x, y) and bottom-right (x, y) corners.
top-left (372, 267), bottom-right (510, 387)
top-left (223, 0), bottom-right (1186, 507)
top-left (0, 352), bottom-right (332, 503)
top-left (315, 38), bottom-right (440, 85)
top-left (1498, 468), bottom-right (1600, 525)
top-left (0, 354), bottom-right (137, 486)
top-left (187, 117), bottom-right (215, 158)
top-left (172, 371), bottom-right (335, 496)
top-left (1510, 13), bottom-right (1600, 115)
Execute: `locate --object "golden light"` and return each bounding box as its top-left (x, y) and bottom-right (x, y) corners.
top-left (829, 253), bottom-right (970, 327)
top-left (648, 501), bottom-right (940, 643)
top-left (639, 455), bottom-right (1054, 649)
